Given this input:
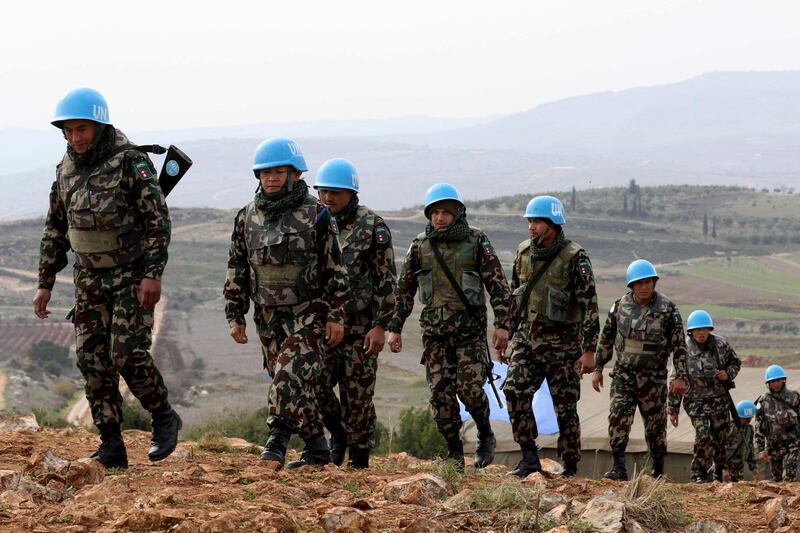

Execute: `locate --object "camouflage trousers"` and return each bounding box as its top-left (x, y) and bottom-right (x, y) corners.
top-left (255, 304), bottom-right (325, 439)
top-left (765, 439), bottom-right (800, 482)
top-left (726, 424), bottom-right (756, 481)
top-left (503, 338), bottom-right (582, 464)
top-left (73, 261), bottom-right (169, 426)
top-left (608, 366), bottom-right (668, 459)
top-left (683, 396), bottom-right (733, 477)
top-left (316, 332), bottom-right (379, 449)
top-left (421, 331), bottom-right (490, 441)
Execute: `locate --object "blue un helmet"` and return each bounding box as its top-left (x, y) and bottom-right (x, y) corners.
top-left (736, 400), bottom-right (757, 419)
top-left (313, 158), bottom-right (359, 192)
top-left (626, 259), bottom-right (658, 287)
top-left (52, 87), bottom-right (111, 128)
top-left (523, 195), bottom-right (566, 225)
top-left (765, 364), bottom-right (786, 383)
top-left (423, 183), bottom-right (463, 218)
top-left (252, 137), bottom-right (308, 178)
top-left (686, 310), bottom-right (714, 331)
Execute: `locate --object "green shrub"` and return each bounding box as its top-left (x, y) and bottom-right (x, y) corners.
top-left (392, 407), bottom-right (446, 459)
top-left (121, 402), bottom-right (153, 431)
top-left (31, 407), bottom-right (69, 428)
top-left (26, 341), bottom-right (72, 377)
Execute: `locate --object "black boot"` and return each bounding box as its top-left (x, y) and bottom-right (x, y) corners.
top-left (148, 406), bottom-right (182, 462)
top-left (562, 459), bottom-right (578, 478)
top-left (261, 425), bottom-right (292, 465)
top-left (349, 447), bottom-right (370, 469)
top-left (713, 464), bottom-right (724, 482)
top-left (286, 434), bottom-right (331, 469)
top-left (651, 456), bottom-right (665, 479)
top-left (509, 443), bottom-right (542, 477)
top-left (473, 414), bottom-right (496, 469)
top-left (324, 415), bottom-right (348, 467)
top-left (91, 423), bottom-right (128, 469)
top-left (604, 449), bottom-right (628, 481)
top-left (446, 437), bottom-right (465, 472)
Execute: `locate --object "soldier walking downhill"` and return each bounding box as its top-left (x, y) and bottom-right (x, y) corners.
top-left (755, 365), bottom-right (800, 481)
top-left (592, 259), bottom-right (688, 480)
top-left (307, 158), bottom-right (397, 469)
top-left (224, 138), bottom-right (349, 469)
top-left (503, 196), bottom-right (599, 478)
top-left (667, 310), bottom-right (741, 483)
top-left (387, 183), bottom-right (511, 470)
top-left (33, 88), bottom-right (181, 468)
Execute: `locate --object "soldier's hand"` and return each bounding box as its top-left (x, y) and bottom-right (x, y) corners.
top-left (498, 351), bottom-right (509, 364)
top-left (669, 413), bottom-right (679, 427)
top-left (669, 378), bottom-right (687, 396)
top-left (758, 450), bottom-right (769, 463)
top-left (33, 289), bottom-right (52, 319)
top-left (138, 278), bottom-right (161, 310)
top-left (364, 325), bottom-right (385, 356)
top-left (577, 351), bottom-right (596, 375)
top-left (325, 322), bottom-right (344, 347)
top-left (388, 332), bottom-right (402, 353)
top-left (591, 370), bottom-right (603, 392)
top-left (715, 370), bottom-right (729, 382)
top-left (752, 468), bottom-right (760, 481)
top-left (492, 328), bottom-right (509, 357)
top-left (230, 324), bottom-right (248, 344)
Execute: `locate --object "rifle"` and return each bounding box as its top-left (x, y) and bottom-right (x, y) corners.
top-left (64, 144), bottom-right (192, 322)
top-left (710, 335), bottom-right (742, 430)
top-left (429, 241), bottom-right (503, 408)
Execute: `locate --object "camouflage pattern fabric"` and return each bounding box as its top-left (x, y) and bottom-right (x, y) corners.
top-left (682, 396), bottom-right (734, 478)
top-left (725, 423), bottom-right (757, 480)
top-left (668, 334), bottom-right (740, 404)
top-left (503, 237), bottom-right (598, 464)
top-left (313, 206), bottom-right (396, 448)
top-left (755, 387), bottom-right (800, 481)
top-left (595, 291), bottom-right (688, 457)
top-left (224, 190), bottom-right (349, 435)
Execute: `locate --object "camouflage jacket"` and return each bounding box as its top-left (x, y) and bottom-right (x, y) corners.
top-left (668, 334), bottom-right (741, 412)
top-left (38, 130), bottom-right (170, 289)
top-left (388, 227), bottom-right (510, 336)
top-left (336, 205), bottom-right (396, 335)
top-left (755, 387), bottom-right (800, 449)
top-left (595, 291), bottom-right (688, 380)
top-left (727, 423), bottom-right (757, 472)
top-left (507, 237), bottom-right (599, 353)
top-left (223, 191), bottom-right (349, 328)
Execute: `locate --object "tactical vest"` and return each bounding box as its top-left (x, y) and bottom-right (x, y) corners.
top-left (57, 131), bottom-right (146, 268)
top-left (416, 228), bottom-right (485, 309)
top-left (515, 239), bottom-right (583, 324)
top-left (245, 196), bottom-right (322, 307)
top-left (685, 335), bottom-right (728, 400)
top-left (759, 390), bottom-right (800, 443)
top-left (613, 292), bottom-right (671, 369)
top-left (339, 206), bottom-right (376, 315)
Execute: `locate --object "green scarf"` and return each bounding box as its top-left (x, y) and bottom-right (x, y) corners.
top-left (67, 124), bottom-right (117, 170)
top-left (425, 206), bottom-right (471, 242)
top-left (531, 230), bottom-right (566, 260)
top-left (254, 179), bottom-right (309, 221)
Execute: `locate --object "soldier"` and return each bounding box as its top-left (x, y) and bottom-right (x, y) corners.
top-left (32, 88), bottom-right (181, 469)
top-left (308, 158), bottom-right (396, 469)
top-left (387, 183), bottom-right (510, 470)
top-left (503, 196), bottom-right (599, 478)
top-left (667, 310), bottom-right (741, 483)
top-left (725, 400), bottom-right (759, 482)
top-left (224, 138), bottom-right (349, 469)
top-left (592, 259), bottom-right (688, 480)
top-left (755, 365), bottom-right (800, 481)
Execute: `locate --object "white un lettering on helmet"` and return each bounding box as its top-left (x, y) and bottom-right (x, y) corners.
top-left (351, 172), bottom-right (359, 188)
top-left (92, 105), bottom-right (108, 122)
top-left (551, 203), bottom-right (563, 217)
top-left (288, 141), bottom-right (299, 155)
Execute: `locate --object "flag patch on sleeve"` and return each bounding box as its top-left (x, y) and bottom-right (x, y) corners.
top-left (133, 161), bottom-right (153, 180)
top-left (375, 227), bottom-right (390, 245)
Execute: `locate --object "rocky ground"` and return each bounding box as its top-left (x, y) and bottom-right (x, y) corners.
top-left (1, 416), bottom-right (800, 532)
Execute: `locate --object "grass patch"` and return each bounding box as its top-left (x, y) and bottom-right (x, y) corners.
top-left (430, 458), bottom-right (464, 493)
top-left (621, 468), bottom-right (690, 532)
top-left (464, 479), bottom-right (551, 532)
top-left (197, 431), bottom-right (232, 453)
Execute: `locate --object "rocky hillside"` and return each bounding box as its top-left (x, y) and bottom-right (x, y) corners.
top-left (0, 415), bottom-right (797, 532)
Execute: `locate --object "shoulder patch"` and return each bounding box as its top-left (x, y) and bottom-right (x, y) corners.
top-left (375, 226), bottom-right (390, 245)
top-left (133, 160), bottom-right (153, 180)
top-left (673, 309), bottom-right (682, 325)
top-left (481, 238), bottom-right (495, 256)
top-left (577, 258), bottom-right (592, 276)
top-left (329, 217), bottom-right (339, 235)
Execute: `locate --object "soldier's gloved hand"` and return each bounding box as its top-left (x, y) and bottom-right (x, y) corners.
top-left (230, 324), bottom-right (248, 344)
top-left (669, 413), bottom-right (679, 427)
top-left (364, 326), bottom-right (386, 356)
top-left (492, 328), bottom-right (509, 357)
top-left (669, 378), bottom-right (687, 396)
top-left (388, 332), bottom-right (402, 353)
top-left (577, 351), bottom-right (596, 375)
top-left (33, 289), bottom-right (52, 319)
top-left (591, 370), bottom-right (603, 392)
top-left (325, 322), bottom-right (344, 347)
top-left (138, 278), bottom-right (161, 310)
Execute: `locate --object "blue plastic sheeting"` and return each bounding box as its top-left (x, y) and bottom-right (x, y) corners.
top-left (459, 361), bottom-right (559, 435)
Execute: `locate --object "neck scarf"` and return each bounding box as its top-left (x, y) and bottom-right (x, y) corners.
top-left (254, 179), bottom-right (309, 221)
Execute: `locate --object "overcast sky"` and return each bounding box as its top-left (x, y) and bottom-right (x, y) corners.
top-left (3, 0), bottom-right (798, 131)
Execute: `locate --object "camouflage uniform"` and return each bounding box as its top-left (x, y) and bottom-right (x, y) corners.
top-left (38, 129), bottom-right (171, 426)
top-left (755, 387), bottom-right (800, 481)
top-left (389, 227), bottom-right (510, 442)
top-left (595, 291), bottom-right (688, 461)
top-left (726, 422), bottom-right (757, 481)
top-left (668, 334), bottom-right (740, 479)
top-left (224, 190), bottom-right (348, 438)
top-left (315, 205), bottom-right (396, 450)
top-left (503, 236), bottom-right (599, 466)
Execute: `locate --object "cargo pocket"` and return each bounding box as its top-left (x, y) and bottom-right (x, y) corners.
top-left (68, 191), bottom-right (94, 229)
top-left (461, 270), bottom-right (485, 306)
top-left (417, 268), bottom-right (433, 305)
top-left (545, 285), bottom-right (570, 322)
